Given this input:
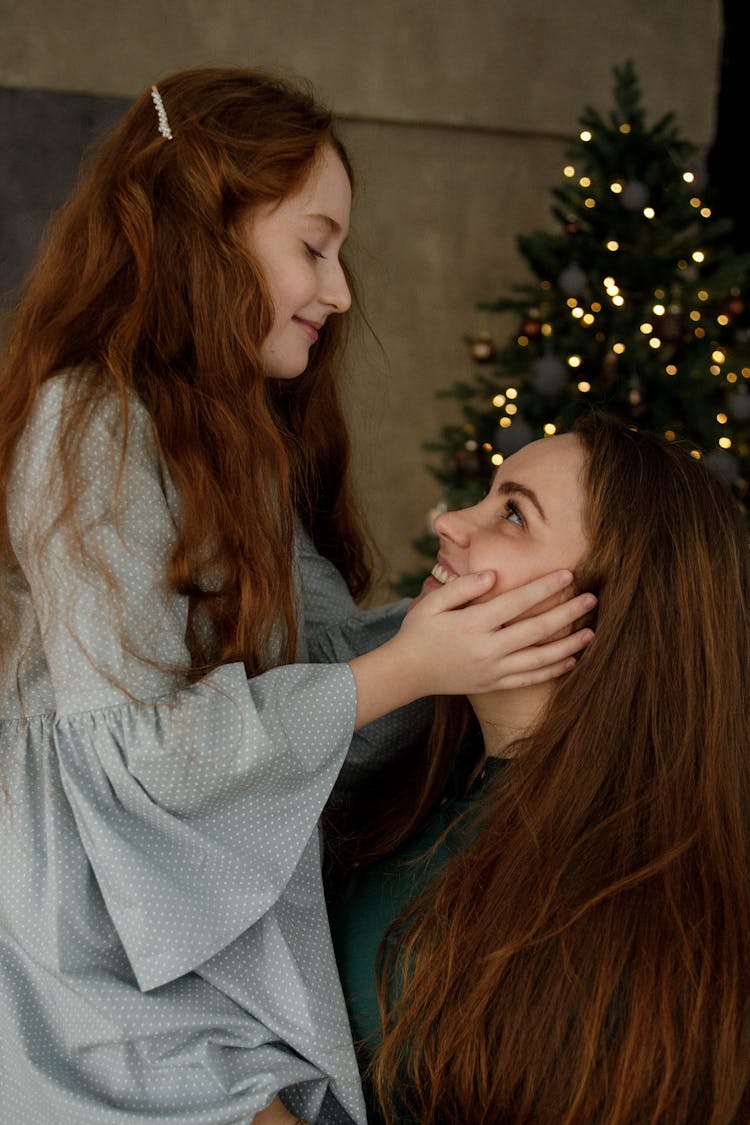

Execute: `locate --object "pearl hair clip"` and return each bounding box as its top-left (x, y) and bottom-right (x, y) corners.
top-left (150, 85), bottom-right (173, 141)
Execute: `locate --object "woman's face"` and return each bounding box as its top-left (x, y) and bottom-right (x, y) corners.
top-left (237, 143), bottom-right (352, 380)
top-left (427, 434), bottom-right (588, 613)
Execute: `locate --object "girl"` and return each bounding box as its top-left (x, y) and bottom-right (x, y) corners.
top-left (331, 413), bottom-right (750, 1124)
top-left (0, 68), bottom-right (594, 1124)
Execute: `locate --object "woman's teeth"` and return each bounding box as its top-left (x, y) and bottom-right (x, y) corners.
top-left (431, 563), bottom-right (456, 585)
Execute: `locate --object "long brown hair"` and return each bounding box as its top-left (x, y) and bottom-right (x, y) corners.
top-left (0, 67), bottom-right (370, 677)
top-left (368, 415), bottom-right (750, 1123)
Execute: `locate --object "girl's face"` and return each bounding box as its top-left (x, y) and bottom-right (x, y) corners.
top-left (428, 434), bottom-right (588, 614)
top-left (238, 144), bottom-right (352, 380)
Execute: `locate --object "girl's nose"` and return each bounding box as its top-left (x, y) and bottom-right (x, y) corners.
top-left (322, 261), bottom-right (352, 313)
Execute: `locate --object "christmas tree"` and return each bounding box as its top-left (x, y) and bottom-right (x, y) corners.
top-left (396, 61), bottom-right (750, 597)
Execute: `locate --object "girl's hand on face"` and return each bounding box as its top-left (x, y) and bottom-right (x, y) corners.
top-left (350, 570), bottom-right (596, 728)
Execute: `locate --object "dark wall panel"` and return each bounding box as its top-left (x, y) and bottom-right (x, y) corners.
top-left (0, 86), bottom-right (128, 308)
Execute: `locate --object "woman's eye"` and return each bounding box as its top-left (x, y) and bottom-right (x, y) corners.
top-left (304, 242), bottom-right (326, 260)
top-left (503, 500), bottom-right (524, 528)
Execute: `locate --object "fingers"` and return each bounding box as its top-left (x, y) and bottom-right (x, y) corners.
top-left (496, 591), bottom-right (596, 648)
top-left (461, 569), bottom-right (577, 627)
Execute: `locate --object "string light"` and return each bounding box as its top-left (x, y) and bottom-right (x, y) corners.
top-left (499, 417), bottom-right (512, 429)
top-left (506, 403), bottom-right (518, 415)
top-left (717, 314), bottom-right (729, 326)
top-left (518, 335), bottom-right (529, 346)
top-left (665, 430), bottom-right (676, 441)
top-left (603, 276), bottom-right (615, 287)
top-left (584, 198), bottom-right (596, 208)
top-left (591, 301), bottom-right (602, 312)
top-left (643, 207), bottom-right (655, 219)
top-left (683, 171), bottom-right (695, 183)
top-left (712, 349), bottom-right (726, 363)
top-left (697, 290), bottom-right (709, 301)
top-left (580, 130), bottom-right (592, 141)
top-left (610, 182), bottom-right (623, 194)
top-left (619, 123), bottom-right (631, 134)
top-left (613, 342), bottom-right (626, 354)
top-left (640, 322), bottom-right (653, 334)
top-left (541, 323), bottom-right (553, 336)
top-left (564, 165), bottom-right (576, 177)
top-left (568, 355), bottom-right (582, 368)
top-left (572, 307), bottom-right (584, 319)
top-left (694, 327), bottom-right (706, 338)
top-left (743, 368), bottom-right (750, 379)
top-left (579, 175), bottom-right (591, 187)
top-left (689, 311), bottom-right (701, 322)
top-left (582, 313), bottom-right (595, 325)
top-left (492, 393), bottom-right (506, 407)
top-left (577, 381), bottom-right (591, 392)
top-left (719, 436), bottom-right (732, 449)
top-left (710, 365), bottom-right (721, 376)
top-left (717, 413), bottom-right (728, 424)
top-left (606, 240), bottom-right (620, 251)
top-left (666, 365), bottom-right (677, 375)
top-left (692, 250), bottom-right (705, 263)
top-left (728, 372), bottom-right (739, 383)
top-left (690, 450), bottom-right (701, 460)
top-left (506, 387), bottom-right (518, 399)
top-left (612, 295), bottom-right (625, 306)
top-left (649, 337), bottom-right (661, 349)
top-left (544, 423), bottom-right (557, 434)
top-left (700, 206), bottom-right (711, 218)
top-left (465, 439), bottom-right (478, 451)
top-left (653, 303), bottom-right (665, 315)
top-left (690, 197), bottom-right (701, 208)
top-left (566, 298), bottom-right (578, 308)
top-left (491, 453), bottom-right (504, 466)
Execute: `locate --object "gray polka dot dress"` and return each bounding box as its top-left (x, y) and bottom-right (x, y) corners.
top-left (0, 376), bottom-right (416, 1124)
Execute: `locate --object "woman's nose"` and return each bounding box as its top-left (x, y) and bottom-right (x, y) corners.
top-left (433, 507), bottom-right (472, 547)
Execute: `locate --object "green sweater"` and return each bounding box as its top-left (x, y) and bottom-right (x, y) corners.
top-left (329, 757), bottom-right (508, 1121)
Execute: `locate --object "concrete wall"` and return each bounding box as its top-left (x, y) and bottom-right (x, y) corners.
top-left (0, 0), bottom-right (723, 589)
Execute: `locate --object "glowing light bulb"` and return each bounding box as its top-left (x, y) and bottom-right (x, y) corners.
top-left (665, 430), bottom-right (676, 441)
top-left (717, 314), bottom-right (729, 326)
top-left (499, 417), bottom-right (511, 429)
top-left (579, 176), bottom-right (591, 187)
top-left (697, 290), bottom-right (709, 301)
top-left (666, 365), bottom-right (677, 375)
top-left (692, 250), bottom-right (705, 263)
top-left (606, 240), bottom-right (620, 251)
top-left (506, 403), bottom-right (518, 415)
top-left (690, 450), bottom-right (701, 460)
top-left (568, 355), bottom-right (582, 368)
top-left (710, 365), bottom-right (721, 376)
top-left (728, 372), bottom-right (739, 383)
top-left (541, 323), bottom-right (552, 336)
top-left (612, 343), bottom-right (626, 355)
top-left (612, 295), bottom-right (625, 306)
top-left (544, 423), bottom-right (557, 435)
top-left (563, 165), bottom-right (576, 177)
top-left (683, 171), bottom-right (695, 183)
top-left (506, 387), bottom-right (518, 399)
top-left (572, 307), bottom-right (584, 319)
top-left (582, 313), bottom-right (595, 325)
top-left (643, 207), bottom-right (655, 219)
top-left (584, 198), bottom-right (596, 208)
top-left (491, 453), bottom-right (504, 466)
top-left (603, 276), bottom-right (615, 287)
top-left (518, 335), bottom-right (529, 346)
top-left (652, 304), bottom-right (665, 316)
top-left (689, 311), bottom-right (701, 322)
top-left (712, 350), bottom-right (726, 363)
top-left (639, 323), bottom-right (653, 334)
top-left (719, 436), bottom-right (732, 449)
top-left (591, 301), bottom-right (602, 312)
top-left (610, 182), bottom-right (623, 194)
top-left (690, 197), bottom-right (701, 208)
top-left (580, 130), bottom-right (592, 141)
top-left (492, 393), bottom-right (506, 407)
top-left (577, 381), bottom-right (591, 392)
top-left (717, 413), bottom-right (728, 424)
top-left (700, 206), bottom-right (711, 218)
top-left (619, 123), bottom-right (631, 134)
top-left (649, 337), bottom-right (661, 349)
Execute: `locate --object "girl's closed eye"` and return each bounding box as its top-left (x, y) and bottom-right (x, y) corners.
top-left (304, 242), bottom-right (326, 260)
top-left (503, 499), bottom-right (525, 528)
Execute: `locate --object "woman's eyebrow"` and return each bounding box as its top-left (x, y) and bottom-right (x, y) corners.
top-left (497, 479), bottom-right (547, 523)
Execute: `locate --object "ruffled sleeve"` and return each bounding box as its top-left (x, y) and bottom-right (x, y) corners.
top-left (7, 378), bottom-right (357, 992)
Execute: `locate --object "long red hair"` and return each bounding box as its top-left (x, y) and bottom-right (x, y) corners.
top-left (362, 415), bottom-right (750, 1123)
top-left (0, 67), bottom-right (370, 676)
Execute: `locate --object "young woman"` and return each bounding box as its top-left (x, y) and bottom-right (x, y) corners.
top-left (331, 413), bottom-right (750, 1124)
top-left (0, 68), bottom-right (595, 1124)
